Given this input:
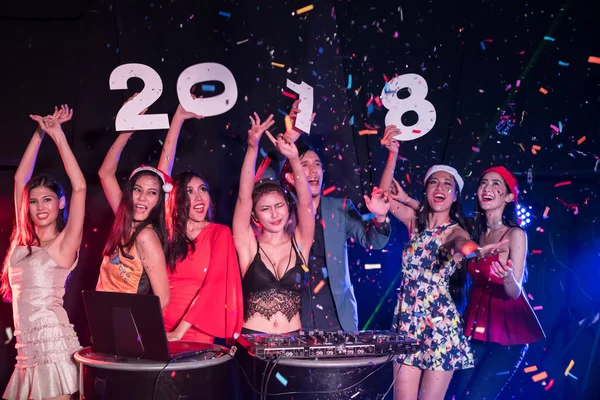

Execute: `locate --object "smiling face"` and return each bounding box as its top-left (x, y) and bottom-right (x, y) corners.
top-left (253, 190), bottom-right (290, 234)
top-left (425, 171), bottom-right (457, 213)
top-left (28, 186), bottom-right (64, 228)
top-left (185, 176), bottom-right (211, 223)
top-left (477, 171), bottom-right (514, 212)
top-left (132, 174), bottom-right (161, 221)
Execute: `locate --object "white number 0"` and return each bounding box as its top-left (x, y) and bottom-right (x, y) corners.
top-left (380, 73), bottom-right (436, 141)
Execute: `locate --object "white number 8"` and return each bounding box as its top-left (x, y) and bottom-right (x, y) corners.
top-left (380, 73), bottom-right (436, 141)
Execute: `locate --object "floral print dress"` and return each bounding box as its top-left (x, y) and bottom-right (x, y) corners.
top-left (392, 222), bottom-right (473, 371)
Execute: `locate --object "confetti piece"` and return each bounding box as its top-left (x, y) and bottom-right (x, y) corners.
top-left (201, 84), bottom-right (215, 92)
top-left (528, 293), bottom-right (535, 300)
top-left (277, 109), bottom-right (288, 116)
top-left (281, 90), bottom-right (297, 99)
top-left (295, 4), bottom-right (314, 15)
top-left (545, 378), bottom-right (555, 391)
top-left (532, 371), bottom-right (548, 382)
top-left (543, 207), bottom-right (550, 219)
top-left (558, 121), bottom-right (563, 132)
top-left (565, 360), bottom-right (574, 376)
top-left (516, 80), bottom-right (521, 87)
top-left (472, 146), bottom-right (480, 153)
top-left (364, 264), bottom-right (381, 270)
top-left (314, 280), bottom-right (325, 294)
top-left (4, 327), bottom-right (13, 344)
top-left (533, 306), bottom-right (543, 311)
top-left (518, 143), bottom-right (525, 152)
top-left (532, 250), bottom-right (542, 254)
top-left (361, 213), bottom-right (376, 221)
top-left (301, 264), bottom-right (309, 273)
top-left (531, 145), bottom-right (541, 154)
top-left (558, 61), bottom-right (569, 67)
top-left (550, 124), bottom-right (559, 132)
top-left (480, 41), bottom-right (486, 50)
top-left (321, 267), bottom-right (328, 278)
top-left (524, 366), bottom-right (538, 373)
top-left (284, 115), bottom-right (293, 132)
top-left (359, 129), bottom-right (378, 135)
top-left (587, 56), bottom-right (600, 64)
top-left (322, 186), bottom-right (336, 196)
top-left (554, 181), bottom-right (571, 187)
top-left (475, 326), bottom-right (486, 334)
top-left (577, 136), bottom-right (586, 145)
top-left (347, 74), bottom-right (352, 89)
top-left (275, 372), bottom-right (288, 386)
top-left (543, 36), bottom-right (555, 41)
top-left (539, 87), bottom-right (548, 95)
top-left (218, 11), bottom-right (231, 18)
top-left (496, 371), bottom-right (510, 376)
top-left (351, 391), bottom-right (361, 399)
top-left (412, 129), bottom-right (422, 134)
top-left (568, 372), bottom-right (578, 380)
top-left (236, 39), bottom-right (249, 45)
top-left (271, 62), bottom-right (285, 68)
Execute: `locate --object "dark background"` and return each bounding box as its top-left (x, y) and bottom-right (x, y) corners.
top-left (1, 0), bottom-right (599, 398)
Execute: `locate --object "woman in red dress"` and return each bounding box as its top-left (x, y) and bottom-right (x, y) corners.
top-left (158, 102), bottom-right (243, 343)
top-left (447, 166), bottom-right (545, 400)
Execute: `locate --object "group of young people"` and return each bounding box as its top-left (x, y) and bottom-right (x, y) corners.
top-left (0, 97), bottom-right (543, 400)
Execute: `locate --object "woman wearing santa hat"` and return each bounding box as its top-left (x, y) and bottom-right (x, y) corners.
top-left (96, 94), bottom-right (171, 309)
top-left (447, 166), bottom-right (544, 400)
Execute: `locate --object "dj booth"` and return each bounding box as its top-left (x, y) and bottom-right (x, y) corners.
top-left (77, 291), bottom-right (420, 399)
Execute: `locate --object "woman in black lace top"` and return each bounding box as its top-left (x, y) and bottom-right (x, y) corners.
top-left (232, 113), bottom-right (315, 334)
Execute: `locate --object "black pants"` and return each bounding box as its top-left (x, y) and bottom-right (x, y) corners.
top-left (446, 340), bottom-right (528, 400)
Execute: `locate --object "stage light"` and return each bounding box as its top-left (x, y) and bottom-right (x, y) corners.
top-left (517, 204), bottom-right (533, 227)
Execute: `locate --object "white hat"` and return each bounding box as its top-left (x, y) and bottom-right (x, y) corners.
top-left (424, 165), bottom-right (464, 192)
top-left (129, 165), bottom-right (174, 198)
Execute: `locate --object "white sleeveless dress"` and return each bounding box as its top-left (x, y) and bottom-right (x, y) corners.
top-left (3, 246), bottom-right (81, 400)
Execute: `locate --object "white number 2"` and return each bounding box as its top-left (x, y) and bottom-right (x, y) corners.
top-left (109, 64), bottom-right (170, 131)
top-left (380, 73), bottom-right (436, 141)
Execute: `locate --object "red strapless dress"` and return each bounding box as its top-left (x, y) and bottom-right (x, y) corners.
top-left (463, 254), bottom-right (544, 345)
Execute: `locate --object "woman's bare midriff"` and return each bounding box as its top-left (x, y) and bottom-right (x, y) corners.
top-left (243, 312), bottom-right (301, 334)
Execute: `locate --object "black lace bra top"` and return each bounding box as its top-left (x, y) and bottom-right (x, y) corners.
top-left (242, 237), bottom-right (307, 322)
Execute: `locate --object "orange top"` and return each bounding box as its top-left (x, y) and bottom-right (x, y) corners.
top-left (96, 244), bottom-right (149, 294)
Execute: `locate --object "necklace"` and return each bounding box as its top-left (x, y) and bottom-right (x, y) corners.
top-left (486, 220), bottom-right (503, 230)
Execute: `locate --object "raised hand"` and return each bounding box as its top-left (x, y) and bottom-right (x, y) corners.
top-left (174, 87), bottom-right (204, 120)
top-left (283, 99), bottom-right (316, 143)
top-left (363, 186), bottom-right (390, 220)
top-left (56, 104), bottom-right (73, 124)
top-left (389, 177), bottom-right (409, 203)
top-left (247, 112), bottom-right (275, 148)
top-left (265, 131), bottom-right (299, 161)
top-left (381, 125), bottom-right (401, 154)
top-left (491, 259), bottom-right (514, 280)
top-left (477, 239), bottom-right (509, 259)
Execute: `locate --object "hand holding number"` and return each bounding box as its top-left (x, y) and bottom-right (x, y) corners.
top-left (247, 113), bottom-right (275, 148)
top-left (363, 186), bottom-right (390, 220)
top-left (174, 86), bottom-right (204, 121)
top-left (381, 125), bottom-right (401, 154)
top-left (491, 259), bottom-right (514, 280)
top-left (284, 99), bottom-right (316, 143)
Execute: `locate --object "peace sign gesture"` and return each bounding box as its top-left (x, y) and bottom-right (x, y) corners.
top-left (265, 131), bottom-right (299, 161)
top-left (247, 112), bottom-right (275, 148)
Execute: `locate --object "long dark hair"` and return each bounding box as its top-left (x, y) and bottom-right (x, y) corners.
top-left (1, 175), bottom-right (68, 302)
top-left (251, 180), bottom-right (297, 238)
top-left (167, 171), bottom-right (214, 272)
top-left (472, 175), bottom-right (526, 282)
top-left (414, 176), bottom-right (468, 311)
top-left (103, 170), bottom-right (169, 263)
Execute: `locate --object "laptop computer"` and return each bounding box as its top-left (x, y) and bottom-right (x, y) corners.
top-left (82, 290), bottom-right (216, 362)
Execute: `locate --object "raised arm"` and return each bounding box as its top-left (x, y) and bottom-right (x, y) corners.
top-left (99, 94), bottom-right (146, 213)
top-left (14, 107), bottom-right (65, 225)
top-left (379, 125), bottom-right (417, 228)
top-left (232, 113), bottom-right (275, 275)
top-left (271, 133), bottom-right (315, 259)
top-left (35, 106), bottom-right (86, 265)
top-left (136, 228), bottom-right (170, 308)
top-left (157, 102), bottom-right (203, 176)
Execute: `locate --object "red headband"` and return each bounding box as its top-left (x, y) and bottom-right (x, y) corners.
top-left (483, 166), bottom-right (519, 201)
